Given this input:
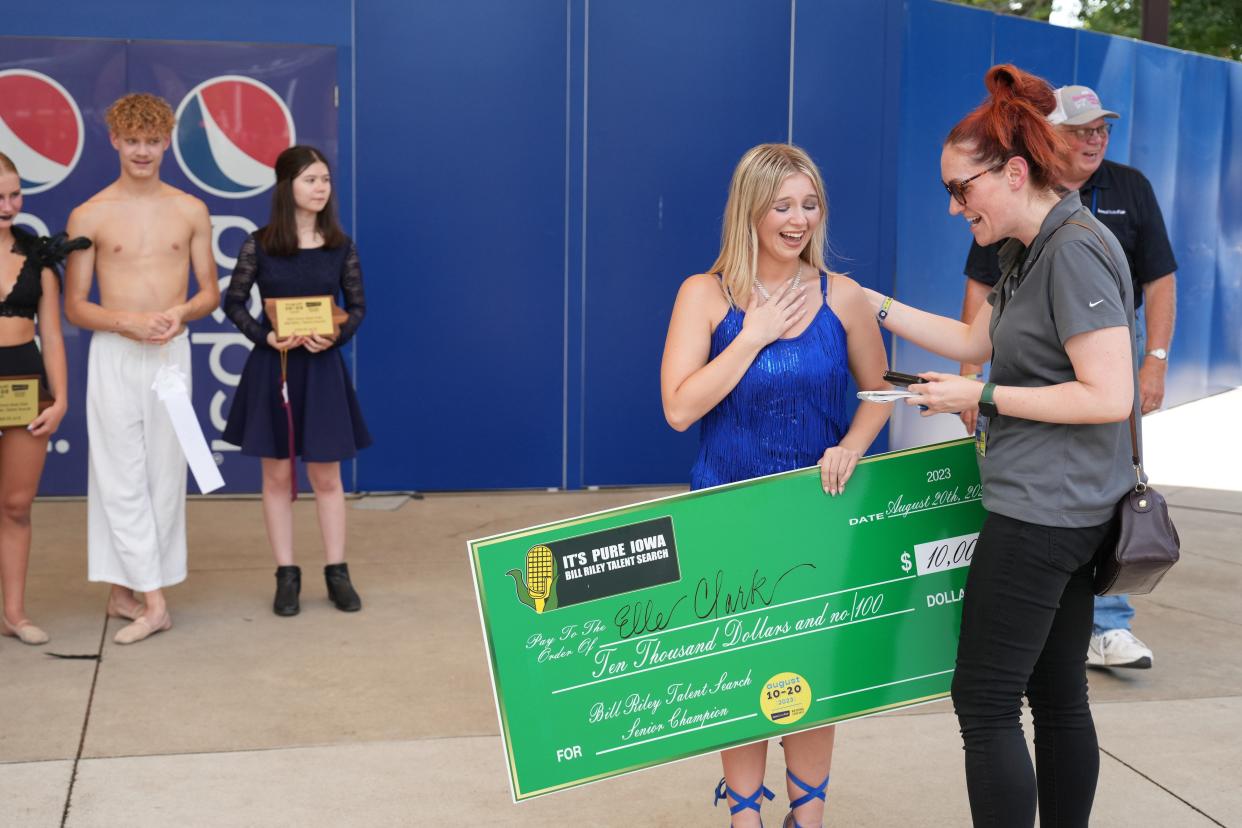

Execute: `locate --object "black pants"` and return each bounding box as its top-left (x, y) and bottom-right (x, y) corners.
top-left (951, 511), bottom-right (1113, 827)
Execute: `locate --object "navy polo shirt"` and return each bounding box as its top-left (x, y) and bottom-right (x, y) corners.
top-left (964, 160), bottom-right (1178, 309)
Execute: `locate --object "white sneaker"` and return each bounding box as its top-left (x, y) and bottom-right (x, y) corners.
top-left (1087, 629), bottom-right (1153, 669)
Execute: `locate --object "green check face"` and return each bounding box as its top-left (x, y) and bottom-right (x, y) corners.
top-left (470, 439), bottom-right (983, 800)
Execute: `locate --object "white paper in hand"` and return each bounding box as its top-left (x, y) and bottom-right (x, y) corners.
top-left (856, 390), bottom-right (921, 403)
top-left (151, 364), bottom-right (225, 494)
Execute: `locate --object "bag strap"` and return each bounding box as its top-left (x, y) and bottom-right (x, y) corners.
top-left (1063, 217), bottom-right (1144, 488)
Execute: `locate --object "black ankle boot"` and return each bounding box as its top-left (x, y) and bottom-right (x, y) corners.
top-left (274, 566), bottom-right (301, 616)
top-left (324, 563), bottom-right (362, 612)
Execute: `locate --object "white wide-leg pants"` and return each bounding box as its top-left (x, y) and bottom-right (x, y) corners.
top-left (86, 331), bottom-right (190, 592)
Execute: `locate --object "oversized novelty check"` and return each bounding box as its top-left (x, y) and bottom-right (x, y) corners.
top-left (469, 438), bottom-right (983, 801)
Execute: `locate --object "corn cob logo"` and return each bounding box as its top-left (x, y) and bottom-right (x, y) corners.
top-left (507, 544), bottom-right (559, 613)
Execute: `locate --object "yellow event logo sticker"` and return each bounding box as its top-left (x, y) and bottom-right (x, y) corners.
top-left (761, 672), bottom-right (811, 725)
top-left (508, 544), bottom-right (557, 614)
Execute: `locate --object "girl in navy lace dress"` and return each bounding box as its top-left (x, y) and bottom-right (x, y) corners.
top-left (0, 152), bottom-right (85, 646)
top-left (223, 146), bottom-right (370, 617)
top-left (661, 144), bottom-right (891, 828)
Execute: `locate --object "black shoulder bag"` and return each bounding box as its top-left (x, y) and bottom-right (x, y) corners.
top-left (1063, 218), bottom-right (1181, 595)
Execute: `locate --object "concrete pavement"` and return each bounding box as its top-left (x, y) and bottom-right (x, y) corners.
top-left (1, 483), bottom-right (1238, 826)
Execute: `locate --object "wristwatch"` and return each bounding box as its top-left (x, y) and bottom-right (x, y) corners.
top-left (978, 382), bottom-right (998, 418)
top-left (1145, 348), bottom-right (1168, 361)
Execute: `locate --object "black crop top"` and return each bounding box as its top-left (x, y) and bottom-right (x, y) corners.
top-left (1, 228), bottom-right (91, 319)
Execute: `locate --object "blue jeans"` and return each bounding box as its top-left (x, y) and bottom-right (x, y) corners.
top-left (1092, 314), bottom-right (1147, 634)
top-left (1093, 594), bottom-right (1134, 634)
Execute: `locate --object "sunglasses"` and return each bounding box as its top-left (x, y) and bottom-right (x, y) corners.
top-left (943, 161), bottom-right (1006, 206)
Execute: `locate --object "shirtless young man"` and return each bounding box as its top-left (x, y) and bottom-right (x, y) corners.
top-left (64, 93), bottom-right (219, 645)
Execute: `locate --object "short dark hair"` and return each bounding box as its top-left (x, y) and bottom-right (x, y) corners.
top-left (256, 145), bottom-right (346, 256)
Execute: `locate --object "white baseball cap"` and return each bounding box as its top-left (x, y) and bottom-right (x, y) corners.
top-left (1047, 85), bottom-right (1120, 126)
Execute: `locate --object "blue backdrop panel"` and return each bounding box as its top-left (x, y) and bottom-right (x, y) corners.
top-left (354, 0), bottom-right (567, 491)
top-left (992, 12), bottom-right (1076, 86)
top-left (1213, 62), bottom-right (1242, 390)
top-left (0, 39), bottom-right (126, 496)
top-left (891, 0), bottom-right (995, 449)
top-left (792, 0), bottom-right (902, 454)
top-left (581, 0), bottom-right (791, 486)
top-left (8, 0), bottom-right (1240, 490)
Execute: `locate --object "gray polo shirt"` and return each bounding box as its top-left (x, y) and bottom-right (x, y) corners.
top-left (984, 192), bottom-right (1139, 528)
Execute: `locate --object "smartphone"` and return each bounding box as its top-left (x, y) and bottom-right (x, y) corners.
top-left (883, 370), bottom-right (928, 388)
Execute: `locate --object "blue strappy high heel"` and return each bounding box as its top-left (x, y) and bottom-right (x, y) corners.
top-left (781, 769), bottom-right (829, 828)
top-left (714, 777), bottom-right (776, 826)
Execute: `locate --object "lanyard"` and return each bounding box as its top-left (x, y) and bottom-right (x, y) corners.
top-left (279, 349), bottom-right (298, 501)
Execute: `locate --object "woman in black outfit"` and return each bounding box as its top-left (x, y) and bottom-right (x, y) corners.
top-left (0, 151), bottom-right (85, 645)
top-left (223, 145), bottom-right (370, 617)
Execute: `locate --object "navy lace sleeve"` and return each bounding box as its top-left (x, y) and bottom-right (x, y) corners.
top-left (333, 240), bottom-right (366, 348)
top-left (224, 235), bottom-right (270, 347)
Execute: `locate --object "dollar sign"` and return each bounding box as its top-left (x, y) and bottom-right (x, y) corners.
top-left (900, 552), bottom-right (912, 573)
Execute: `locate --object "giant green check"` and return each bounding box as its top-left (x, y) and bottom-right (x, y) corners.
top-left (469, 439), bottom-right (982, 800)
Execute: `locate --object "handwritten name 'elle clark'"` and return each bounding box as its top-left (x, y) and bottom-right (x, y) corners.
top-left (612, 563), bottom-right (814, 640)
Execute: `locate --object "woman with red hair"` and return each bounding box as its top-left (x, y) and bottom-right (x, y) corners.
top-left (864, 65), bottom-right (1138, 826)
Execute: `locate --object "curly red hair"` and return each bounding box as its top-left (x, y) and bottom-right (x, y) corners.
top-left (105, 93), bottom-right (176, 138)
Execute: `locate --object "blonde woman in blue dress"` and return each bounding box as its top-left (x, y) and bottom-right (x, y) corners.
top-left (661, 143), bottom-right (891, 828)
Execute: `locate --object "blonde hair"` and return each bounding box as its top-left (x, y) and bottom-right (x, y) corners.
top-left (105, 93), bottom-right (176, 137)
top-left (0, 151), bottom-right (16, 176)
top-left (709, 143), bottom-right (834, 306)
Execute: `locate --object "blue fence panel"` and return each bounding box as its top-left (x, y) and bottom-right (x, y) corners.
top-left (993, 12), bottom-right (1076, 86)
top-left (9, 0), bottom-right (1240, 489)
top-left (891, 0), bottom-right (995, 449)
top-left (1214, 62), bottom-right (1242, 390)
top-left (793, 0), bottom-right (902, 454)
top-left (1164, 55), bottom-right (1228, 403)
top-left (354, 0), bottom-right (567, 490)
top-left (581, 0), bottom-right (790, 486)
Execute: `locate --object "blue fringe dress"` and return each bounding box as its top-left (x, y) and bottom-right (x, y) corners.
top-left (689, 274), bottom-right (849, 490)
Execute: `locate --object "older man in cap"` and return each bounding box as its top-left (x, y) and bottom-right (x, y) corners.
top-left (956, 84), bottom-right (1178, 671)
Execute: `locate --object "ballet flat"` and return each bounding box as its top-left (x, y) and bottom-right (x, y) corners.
top-left (114, 614), bottom-right (173, 645)
top-left (1, 618), bottom-right (50, 646)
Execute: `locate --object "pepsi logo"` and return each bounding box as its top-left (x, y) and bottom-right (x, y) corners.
top-left (0, 69), bottom-right (84, 194)
top-left (174, 75), bottom-right (295, 199)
